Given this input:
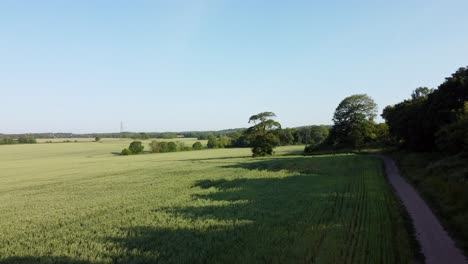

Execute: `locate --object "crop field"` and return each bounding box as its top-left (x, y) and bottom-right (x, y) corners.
top-left (0, 142), bottom-right (413, 263)
top-left (35, 137), bottom-right (200, 144)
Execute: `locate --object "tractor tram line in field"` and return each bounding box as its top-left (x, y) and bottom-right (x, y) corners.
top-left (0, 144), bottom-right (418, 263)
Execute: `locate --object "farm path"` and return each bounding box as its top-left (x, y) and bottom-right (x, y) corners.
top-left (380, 155), bottom-right (467, 264)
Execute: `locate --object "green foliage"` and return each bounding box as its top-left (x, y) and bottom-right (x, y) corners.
top-left (411, 87), bottom-right (434, 100)
top-left (327, 94), bottom-right (379, 150)
top-left (167, 142), bottom-right (177, 152)
top-left (157, 142), bottom-right (168, 153)
top-left (95, 137), bottom-right (101, 142)
top-left (176, 142), bottom-right (191, 151)
top-left (17, 136), bottom-right (37, 144)
top-left (207, 135), bottom-right (218, 149)
top-left (392, 152), bottom-right (468, 253)
top-left (309, 126), bottom-right (330, 145)
top-left (383, 67), bottom-right (468, 151)
top-left (131, 133), bottom-right (149, 140)
top-left (149, 140), bottom-right (161, 153)
top-left (121, 148), bottom-right (132, 155)
top-left (206, 136), bottom-right (231, 149)
top-left (0, 138), bottom-right (15, 145)
top-left (251, 133), bottom-right (280, 156)
top-left (149, 140), bottom-right (196, 153)
top-left (382, 88), bottom-right (433, 150)
top-left (331, 94), bottom-right (377, 147)
top-left (245, 112), bottom-right (281, 157)
top-left (218, 136), bottom-right (232, 148)
top-left (192, 142), bottom-right (203, 150)
top-left (276, 129), bottom-right (294, 146)
top-left (158, 132), bottom-right (177, 139)
top-left (435, 116), bottom-right (468, 154)
top-left (303, 144), bottom-right (317, 153)
top-left (276, 126), bottom-right (330, 147)
top-left (128, 141), bottom-right (144, 154)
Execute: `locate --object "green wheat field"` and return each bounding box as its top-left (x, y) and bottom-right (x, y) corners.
top-left (0, 139), bottom-right (413, 263)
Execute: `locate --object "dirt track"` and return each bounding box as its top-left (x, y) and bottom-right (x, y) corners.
top-left (380, 156), bottom-right (467, 264)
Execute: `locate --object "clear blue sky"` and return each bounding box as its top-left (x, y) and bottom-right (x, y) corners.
top-left (1, 0), bottom-right (467, 134)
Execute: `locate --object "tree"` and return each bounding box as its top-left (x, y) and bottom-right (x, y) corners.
top-left (192, 142), bottom-right (203, 150)
top-left (332, 94), bottom-right (377, 147)
top-left (18, 136), bottom-right (37, 144)
top-left (177, 141), bottom-right (191, 151)
top-left (207, 135), bottom-right (218, 149)
top-left (411, 87), bottom-right (434, 100)
top-left (149, 140), bottom-right (161, 153)
top-left (0, 138), bottom-right (15, 145)
top-left (167, 141), bottom-right (177, 152)
top-left (245, 112), bottom-right (281, 157)
top-left (121, 148), bottom-right (132, 155)
top-left (128, 141), bottom-right (144, 154)
top-left (349, 120), bottom-right (375, 151)
top-left (158, 142), bottom-right (169, 152)
top-left (218, 136), bottom-right (232, 148)
top-left (309, 126), bottom-right (330, 146)
top-left (95, 137), bottom-right (101, 142)
top-left (382, 67), bottom-right (468, 151)
top-left (277, 129), bottom-right (294, 146)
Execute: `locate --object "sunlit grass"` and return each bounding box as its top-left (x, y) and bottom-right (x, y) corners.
top-left (0, 143), bottom-right (413, 263)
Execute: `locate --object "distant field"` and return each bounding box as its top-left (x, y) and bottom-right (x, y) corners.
top-left (0, 143), bottom-right (413, 263)
top-left (36, 137), bottom-right (200, 144)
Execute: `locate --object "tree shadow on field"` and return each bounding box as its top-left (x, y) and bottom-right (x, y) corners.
top-left (178, 155), bottom-right (252, 163)
top-left (105, 156), bottom-right (360, 263)
top-left (0, 256), bottom-right (102, 264)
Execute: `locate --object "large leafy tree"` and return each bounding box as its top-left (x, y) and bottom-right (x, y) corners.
top-left (331, 94), bottom-right (377, 147)
top-left (128, 141), bottom-right (144, 154)
top-left (245, 112), bottom-right (281, 157)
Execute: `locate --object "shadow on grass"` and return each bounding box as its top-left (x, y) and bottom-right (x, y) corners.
top-left (104, 156), bottom-right (355, 263)
top-left (178, 155), bottom-right (252, 162)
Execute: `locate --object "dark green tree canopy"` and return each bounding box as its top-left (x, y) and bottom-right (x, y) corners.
top-left (128, 141), bottom-right (144, 154)
top-left (333, 94), bottom-right (377, 126)
top-left (245, 112), bottom-right (281, 157)
top-left (331, 94), bottom-right (377, 147)
top-left (382, 66), bottom-right (468, 151)
top-left (411, 87), bottom-right (434, 100)
top-left (192, 142), bottom-right (203, 150)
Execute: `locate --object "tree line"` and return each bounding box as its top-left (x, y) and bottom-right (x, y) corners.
top-left (382, 67), bottom-right (468, 154)
top-left (0, 136), bottom-right (37, 145)
top-left (121, 140), bottom-right (204, 155)
top-left (304, 66), bottom-right (467, 155)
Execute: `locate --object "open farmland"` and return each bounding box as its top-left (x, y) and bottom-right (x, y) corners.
top-left (0, 142), bottom-right (414, 263)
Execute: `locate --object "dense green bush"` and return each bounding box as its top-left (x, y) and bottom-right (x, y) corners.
top-left (207, 135), bottom-right (233, 149)
top-left (207, 136), bottom-right (218, 149)
top-left (250, 133), bottom-right (280, 157)
top-left (176, 142), bottom-right (191, 151)
top-left (129, 141), bottom-right (144, 154)
top-left (121, 148), bottom-right (132, 155)
top-left (149, 140), bottom-right (161, 153)
top-left (149, 141), bottom-right (194, 153)
top-left (167, 142), bottom-right (177, 152)
top-left (435, 117), bottom-right (468, 154)
top-left (159, 142), bottom-right (169, 152)
top-left (192, 142), bottom-right (203, 150)
top-left (0, 138), bottom-right (15, 145)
